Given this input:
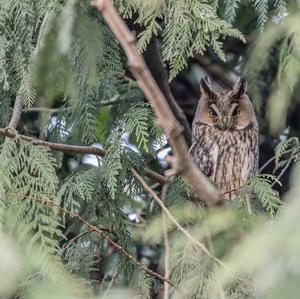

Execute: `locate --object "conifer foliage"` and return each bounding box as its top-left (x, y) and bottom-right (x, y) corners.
top-left (1, 1), bottom-right (300, 299)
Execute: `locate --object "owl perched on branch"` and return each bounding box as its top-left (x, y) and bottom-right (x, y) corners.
top-left (190, 78), bottom-right (259, 200)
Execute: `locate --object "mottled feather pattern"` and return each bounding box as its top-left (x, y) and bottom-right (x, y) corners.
top-left (191, 123), bottom-right (258, 199)
top-left (191, 78), bottom-right (259, 200)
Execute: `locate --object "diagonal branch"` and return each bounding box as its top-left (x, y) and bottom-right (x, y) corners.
top-left (10, 192), bottom-right (177, 289)
top-left (6, 11), bottom-right (54, 132)
top-left (193, 55), bottom-right (234, 89)
top-left (60, 206), bottom-right (177, 287)
top-left (162, 184), bottom-right (171, 299)
top-left (0, 128), bottom-right (167, 185)
top-left (91, 0), bottom-right (223, 206)
top-left (131, 168), bottom-right (226, 268)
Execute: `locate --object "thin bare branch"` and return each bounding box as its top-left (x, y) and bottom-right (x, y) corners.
top-left (259, 149), bottom-right (294, 173)
top-left (22, 96), bottom-right (121, 114)
top-left (193, 55), bottom-right (234, 88)
top-left (131, 168), bottom-right (226, 268)
top-left (162, 184), bottom-right (171, 299)
top-left (9, 192), bottom-right (177, 289)
top-left (59, 206), bottom-right (178, 288)
top-left (0, 128), bottom-right (167, 185)
top-left (91, 0), bottom-right (223, 207)
top-left (23, 107), bottom-right (68, 114)
top-left (60, 230), bottom-right (96, 256)
top-left (102, 270), bottom-right (118, 297)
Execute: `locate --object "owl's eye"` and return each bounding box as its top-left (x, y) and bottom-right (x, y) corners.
top-left (232, 107), bottom-right (240, 116)
top-left (209, 109), bottom-right (217, 117)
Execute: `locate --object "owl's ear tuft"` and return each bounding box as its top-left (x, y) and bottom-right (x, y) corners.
top-left (231, 78), bottom-right (247, 100)
top-left (200, 78), bottom-right (217, 100)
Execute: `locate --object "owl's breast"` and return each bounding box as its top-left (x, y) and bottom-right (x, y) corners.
top-left (192, 124), bottom-right (258, 199)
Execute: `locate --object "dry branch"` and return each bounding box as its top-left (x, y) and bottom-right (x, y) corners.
top-left (162, 184), bottom-right (171, 299)
top-left (10, 192), bottom-right (177, 288)
top-left (91, 0), bottom-right (223, 206)
top-left (131, 168), bottom-right (225, 268)
top-left (193, 55), bottom-right (234, 88)
top-left (61, 206), bottom-right (176, 286)
top-left (0, 128), bottom-right (167, 185)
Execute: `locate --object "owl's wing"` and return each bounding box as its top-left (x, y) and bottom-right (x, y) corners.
top-left (190, 140), bottom-right (217, 178)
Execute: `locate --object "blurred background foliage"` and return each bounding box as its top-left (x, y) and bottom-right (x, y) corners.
top-left (1, 0), bottom-right (300, 298)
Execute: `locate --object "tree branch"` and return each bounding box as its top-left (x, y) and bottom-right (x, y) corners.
top-left (91, 0), bottom-right (223, 206)
top-left (162, 184), bottom-right (171, 299)
top-left (63, 206), bottom-right (178, 288)
top-left (7, 11), bottom-right (54, 132)
top-left (60, 230), bottom-right (95, 256)
top-left (22, 95), bottom-right (121, 114)
top-left (10, 192), bottom-right (177, 289)
top-left (0, 128), bottom-right (167, 185)
top-left (131, 169), bottom-right (225, 268)
top-left (193, 54), bottom-right (234, 89)
top-left (143, 38), bottom-right (192, 145)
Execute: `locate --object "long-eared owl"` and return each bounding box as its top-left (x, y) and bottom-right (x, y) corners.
top-left (190, 78), bottom-right (259, 200)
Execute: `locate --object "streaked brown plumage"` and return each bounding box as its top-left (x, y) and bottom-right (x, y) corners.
top-left (190, 78), bottom-right (259, 200)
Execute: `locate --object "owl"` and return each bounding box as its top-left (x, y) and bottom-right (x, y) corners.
top-left (190, 78), bottom-right (259, 200)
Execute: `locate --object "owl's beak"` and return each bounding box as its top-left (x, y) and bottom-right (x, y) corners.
top-left (219, 117), bottom-right (230, 130)
top-left (221, 119), bottom-right (229, 130)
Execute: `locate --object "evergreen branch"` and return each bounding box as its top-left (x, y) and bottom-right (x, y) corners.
top-left (0, 128), bottom-right (167, 185)
top-left (13, 193), bottom-right (178, 289)
top-left (60, 230), bottom-right (95, 256)
top-left (6, 11), bottom-right (54, 132)
top-left (131, 168), bottom-right (226, 268)
top-left (91, 0), bottom-right (223, 206)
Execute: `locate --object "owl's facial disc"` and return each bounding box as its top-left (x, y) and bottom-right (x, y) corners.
top-left (208, 100), bottom-right (253, 131)
top-left (195, 77), bottom-right (257, 131)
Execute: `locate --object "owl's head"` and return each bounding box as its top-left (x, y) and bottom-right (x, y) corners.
top-left (193, 77), bottom-right (257, 131)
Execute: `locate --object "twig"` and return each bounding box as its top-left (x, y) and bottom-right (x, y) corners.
top-left (23, 107), bottom-right (69, 114)
top-left (259, 149), bottom-right (293, 173)
top-left (102, 270), bottom-right (118, 297)
top-left (131, 168), bottom-right (226, 268)
top-left (59, 207), bottom-right (178, 288)
top-left (6, 11), bottom-right (54, 134)
top-left (244, 193), bottom-right (253, 214)
top-left (162, 184), bottom-right (171, 299)
top-left (272, 156), bottom-right (293, 187)
top-left (91, 0), bottom-right (223, 207)
top-left (193, 55), bottom-right (234, 89)
top-left (9, 192), bottom-right (177, 289)
top-left (60, 230), bottom-right (95, 256)
top-left (0, 128), bottom-right (167, 185)
top-left (22, 96), bottom-right (121, 114)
